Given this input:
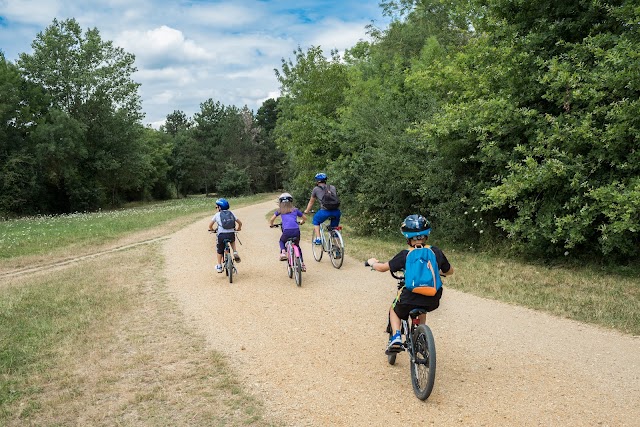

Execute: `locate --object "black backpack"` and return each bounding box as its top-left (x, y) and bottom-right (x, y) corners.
top-left (219, 210), bottom-right (236, 229)
top-left (321, 185), bottom-right (340, 210)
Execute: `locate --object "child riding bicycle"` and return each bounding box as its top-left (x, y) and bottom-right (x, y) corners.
top-left (208, 198), bottom-right (242, 273)
top-left (303, 172), bottom-right (341, 246)
top-left (367, 214), bottom-right (454, 352)
top-left (269, 193), bottom-right (307, 271)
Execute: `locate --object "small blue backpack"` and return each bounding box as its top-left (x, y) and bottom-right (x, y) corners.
top-left (219, 210), bottom-right (236, 230)
top-left (404, 245), bottom-right (442, 296)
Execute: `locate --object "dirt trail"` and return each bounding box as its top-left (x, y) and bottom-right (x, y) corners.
top-left (163, 200), bottom-right (640, 426)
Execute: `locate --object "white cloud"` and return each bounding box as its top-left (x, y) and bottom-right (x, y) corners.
top-left (309, 18), bottom-right (373, 52)
top-left (116, 26), bottom-right (213, 66)
top-left (0, 0), bottom-right (62, 25)
top-left (1, 0), bottom-right (389, 127)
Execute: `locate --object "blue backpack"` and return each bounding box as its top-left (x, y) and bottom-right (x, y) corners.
top-left (219, 210), bottom-right (236, 230)
top-left (404, 245), bottom-right (442, 296)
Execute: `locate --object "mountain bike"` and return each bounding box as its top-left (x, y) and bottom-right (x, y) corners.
top-left (210, 230), bottom-right (240, 283)
top-left (364, 261), bottom-right (437, 401)
top-left (310, 212), bottom-right (344, 269)
top-left (270, 223), bottom-right (304, 287)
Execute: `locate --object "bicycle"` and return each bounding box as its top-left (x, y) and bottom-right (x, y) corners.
top-left (364, 261), bottom-right (437, 401)
top-left (310, 212), bottom-right (344, 269)
top-left (270, 223), bottom-right (304, 287)
top-left (210, 230), bottom-right (240, 283)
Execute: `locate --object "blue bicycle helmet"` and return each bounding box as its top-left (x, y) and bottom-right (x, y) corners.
top-left (401, 214), bottom-right (431, 239)
top-left (215, 198), bottom-right (230, 210)
top-left (314, 172), bottom-right (327, 182)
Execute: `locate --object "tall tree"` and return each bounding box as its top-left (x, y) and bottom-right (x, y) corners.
top-left (17, 18), bottom-right (141, 120)
top-left (16, 18), bottom-right (146, 211)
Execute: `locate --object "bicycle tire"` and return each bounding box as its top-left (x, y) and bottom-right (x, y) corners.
top-left (226, 252), bottom-right (234, 284)
top-left (410, 324), bottom-right (436, 400)
top-left (329, 230), bottom-right (344, 269)
top-left (294, 255), bottom-right (302, 287)
top-left (311, 229), bottom-right (323, 261)
top-left (287, 243), bottom-right (294, 278)
top-left (387, 331), bottom-right (397, 365)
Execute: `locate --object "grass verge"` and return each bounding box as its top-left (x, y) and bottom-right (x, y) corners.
top-left (0, 245), bottom-right (281, 426)
top-left (342, 223), bottom-right (640, 335)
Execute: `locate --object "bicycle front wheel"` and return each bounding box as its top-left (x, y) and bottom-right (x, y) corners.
top-left (410, 324), bottom-right (436, 400)
top-left (294, 255), bottom-right (302, 287)
top-left (287, 244), bottom-right (294, 278)
top-left (329, 231), bottom-right (344, 269)
top-left (226, 255), bottom-right (234, 284)
top-left (311, 229), bottom-right (323, 261)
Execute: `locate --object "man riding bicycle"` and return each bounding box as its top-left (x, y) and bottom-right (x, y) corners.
top-left (303, 172), bottom-right (341, 246)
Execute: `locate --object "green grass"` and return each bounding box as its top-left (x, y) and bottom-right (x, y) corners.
top-left (1, 246), bottom-right (279, 426)
top-left (0, 193), bottom-right (274, 260)
top-left (340, 223), bottom-right (640, 335)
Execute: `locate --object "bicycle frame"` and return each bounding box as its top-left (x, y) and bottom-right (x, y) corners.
top-left (365, 261), bottom-right (437, 400)
top-left (271, 223), bottom-right (303, 286)
top-left (312, 215), bottom-right (344, 268)
top-left (210, 229), bottom-right (239, 283)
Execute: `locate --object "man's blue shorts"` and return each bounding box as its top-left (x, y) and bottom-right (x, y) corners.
top-left (312, 209), bottom-right (341, 227)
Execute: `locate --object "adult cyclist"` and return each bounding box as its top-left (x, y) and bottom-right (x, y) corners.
top-left (303, 172), bottom-right (341, 246)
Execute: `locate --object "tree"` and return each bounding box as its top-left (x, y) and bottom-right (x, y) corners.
top-left (15, 18), bottom-right (147, 211)
top-left (17, 18), bottom-right (141, 120)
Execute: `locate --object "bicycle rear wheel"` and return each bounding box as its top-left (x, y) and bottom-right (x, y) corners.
top-left (410, 324), bottom-right (436, 400)
top-left (311, 229), bottom-right (323, 261)
top-left (329, 231), bottom-right (344, 269)
top-left (294, 255), bottom-right (302, 287)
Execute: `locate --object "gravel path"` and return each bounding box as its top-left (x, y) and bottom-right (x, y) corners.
top-left (163, 200), bottom-right (640, 426)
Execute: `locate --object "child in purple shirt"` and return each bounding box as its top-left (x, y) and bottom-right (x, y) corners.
top-left (269, 193), bottom-right (307, 269)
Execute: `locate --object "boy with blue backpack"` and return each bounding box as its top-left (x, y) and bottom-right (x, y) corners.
top-left (367, 214), bottom-right (454, 352)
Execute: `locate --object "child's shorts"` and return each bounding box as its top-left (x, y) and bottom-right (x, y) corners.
top-left (392, 288), bottom-right (442, 320)
top-left (217, 232), bottom-right (236, 254)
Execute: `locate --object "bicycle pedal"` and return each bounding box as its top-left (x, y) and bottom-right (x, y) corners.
top-left (385, 345), bottom-right (404, 355)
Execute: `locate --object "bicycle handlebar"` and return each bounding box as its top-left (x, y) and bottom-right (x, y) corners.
top-left (270, 222), bottom-right (302, 228)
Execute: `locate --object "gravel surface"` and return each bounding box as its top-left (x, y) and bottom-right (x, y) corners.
top-left (163, 200), bottom-right (640, 426)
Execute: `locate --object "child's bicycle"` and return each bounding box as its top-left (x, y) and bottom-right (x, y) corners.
top-left (365, 261), bottom-right (437, 401)
top-left (310, 211), bottom-right (344, 269)
top-left (270, 223), bottom-right (304, 287)
top-left (210, 230), bottom-right (240, 283)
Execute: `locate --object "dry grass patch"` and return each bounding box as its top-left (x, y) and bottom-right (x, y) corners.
top-left (1, 245), bottom-right (281, 426)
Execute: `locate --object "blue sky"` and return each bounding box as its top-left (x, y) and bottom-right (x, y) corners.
top-left (0, 0), bottom-right (390, 128)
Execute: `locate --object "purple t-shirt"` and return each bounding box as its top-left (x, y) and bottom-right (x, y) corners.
top-left (276, 209), bottom-right (303, 230)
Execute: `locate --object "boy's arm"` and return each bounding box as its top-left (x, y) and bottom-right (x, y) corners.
top-left (304, 196), bottom-right (316, 214)
top-left (441, 266), bottom-right (454, 276)
top-left (208, 219), bottom-right (215, 231)
top-left (367, 258), bottom-right (390, 272)
top-left (235, 218), bottom-right (242, 231)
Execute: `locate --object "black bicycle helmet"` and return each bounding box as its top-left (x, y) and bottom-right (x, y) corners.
top-left (401, 214), bottom-right (432, 238)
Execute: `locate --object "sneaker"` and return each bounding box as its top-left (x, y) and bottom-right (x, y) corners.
top-left (215, 264), bottom-right (223, 273)
top-left (279, 251), bottom-right (287, 261)
top-left (233, 251), bottom-right (241, 262)
top-left (301, 263), bottom-right (306, 272)
top-left (314, 238), bottom-right (322, 245)
top-left (387, 332), bottom-right (402, 350)
top-left (333, 249), bottom-right (342, 259)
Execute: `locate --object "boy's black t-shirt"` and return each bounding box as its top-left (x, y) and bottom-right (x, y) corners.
top-left (388, 246), bottom-right (451, 305)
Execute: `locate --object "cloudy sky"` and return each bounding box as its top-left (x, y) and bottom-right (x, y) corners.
top-left (0, 0), bottom-right (390, 128)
